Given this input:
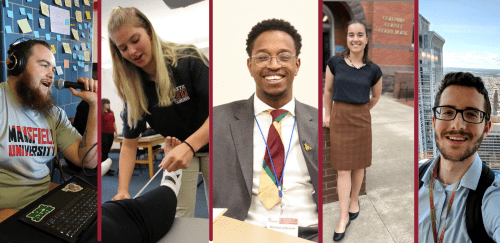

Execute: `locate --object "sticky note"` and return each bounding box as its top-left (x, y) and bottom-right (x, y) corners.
top-left (56, 35), bottom-right (60, 41)
top-left (84, 51), bottom-right (90, 61)
top-left (20, 8), bottom-right (26, 15)
top-left (73, 66), bottom-right (77, 71)
top-left (88, 23), bottom-right (92, 28)
top-left (62, 43), bottom-right (71, 53)
top-left (75, 11), bottom-right (82, 22)
top-left (65, 19), bottom-right (70, 26)
top-left (64, 60), bottom-right (69, 68)
top-left (5, 0), bottom-right (9, 8)
top-left (56, 66), bottom-right (63, 75)
top-left (65, 0), bottom-right (71, 7)
top-left (5, 26), bottom-right (12, 34)
top-left (18, 19), bottom-right (32, 33)
top-left (84, 65), bottom-right (88, 72)
top-left (71, 29), bottom-right (79, 40)
top-left (40, 2), bottom-right (50, 17)
top-left (85, 11), bottom-right (91, 20)
top-left (84, 23), bottom-right (87, 29)
top-left (81, 43), bottom-right (86, 50)
top-left (89, 34), bottom-right (92, 38)
top-left (55, 0), bottom-right (62, 6)
top-left (39, 18), bottom-right (46, 29)
top-left (81, 32), bottom-right (85, 38)
top-left (74, 0), bottom-right (79, 7)
top-left (27, 0), bottom-right (32, 2)
top-left (83, 0), bottom-right (89, 6)
top-left (74, 45), bottom-right (79, 50)
top-left (27, 13), bottom-right (33, 20)
top-left (73, 53), bottom-right (76, 59)
top-left (50, 45), bottom-right (56, 54)
top-left (34, 31), bottom-right (39, 38)
top-left (87, 43), bottom-right (91, 48)
top-left (7, 10), bottom-right (13, 18)
top-left (78, 24), bottom-right (82, 30)
top-left (46, 33), bottom-right (50, 40)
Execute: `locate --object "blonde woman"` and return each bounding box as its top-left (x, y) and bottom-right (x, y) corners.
top-left (108, 7), bottom-right (209, 218)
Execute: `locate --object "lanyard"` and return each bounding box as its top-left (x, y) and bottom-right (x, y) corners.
top-left (429, 163), bottom-right (461, 243)
top-left (254, 114), bottom-right (296, 199)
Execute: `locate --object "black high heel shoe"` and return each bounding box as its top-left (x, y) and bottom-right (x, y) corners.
top-left (349, 200), bottom-right (360, 220)
top-left (333, 220), bottom-right (350, 241)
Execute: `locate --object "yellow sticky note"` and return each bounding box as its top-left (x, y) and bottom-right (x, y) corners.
top-left (65, 0), bottom-right (71, 7)
top-left (17, 19), bottom-right (32, 33)
top-left (74, 0), bottom-right (79, 7)
top-left (54, 0), bottom-right (62, 6)
top-left (64, 60), bottom-right (69, 68)
top-left (84, 51), bottom-right (90, 61)
top-left (71, 28), bottom-right (79, 40)
top-left (62, 43), bottom-right (71, 54)
top-left (51, 45), bottom-right (56, 54)
top-left (75, 10), bottom-right (82, 22)
top-left (85, 11), bottom-right (91, 20)
top-left (40, 1), bottom-right (50, 17)
top-left (83, 0), bottom-right (89, 6)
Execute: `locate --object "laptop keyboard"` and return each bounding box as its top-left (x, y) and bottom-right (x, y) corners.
top-left (43, 187), bottom-right (97, 239)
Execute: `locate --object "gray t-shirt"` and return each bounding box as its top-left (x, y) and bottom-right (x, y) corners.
top-left (0, 82), bottom-right (81, 209)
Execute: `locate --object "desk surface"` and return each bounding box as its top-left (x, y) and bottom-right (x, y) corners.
top-left (214, 216), bottom-right (312, 243)
top-left (114, 134), bottom-right (164, 143)
top-left (157, 218), bottom-right (208, 243)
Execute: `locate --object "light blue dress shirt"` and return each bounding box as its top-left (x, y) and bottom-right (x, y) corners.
top-left (419, 154), bottom-right (500, 243)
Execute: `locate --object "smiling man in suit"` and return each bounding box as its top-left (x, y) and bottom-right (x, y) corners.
top-left (213, 19), bottom-right (318, 241)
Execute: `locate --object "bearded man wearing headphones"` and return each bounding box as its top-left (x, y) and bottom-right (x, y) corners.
top-left (0, 39), bottom-right (98, 221)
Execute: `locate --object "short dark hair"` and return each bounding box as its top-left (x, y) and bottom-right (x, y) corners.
top-left (246, 19), bottom-right (302, 57)
top-left (434, 72), bottom-right (491, 122)
top-left (7, 39), bottom-right (51, 77)
top-left (102, 98), bottom-right (110, 106)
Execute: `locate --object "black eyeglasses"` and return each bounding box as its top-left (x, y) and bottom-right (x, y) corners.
top-left (432, 106), bottom-right (489, 124)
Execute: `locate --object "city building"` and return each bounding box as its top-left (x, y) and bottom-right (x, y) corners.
top-left (418, 14), bottom-right (445, 160)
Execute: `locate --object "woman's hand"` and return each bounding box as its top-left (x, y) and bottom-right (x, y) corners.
top-left (159, 143), bottom-right (194, 172)
top-left (323, 115), bottom-right (330, 128)
top-left (112, 191), bottom-right (130, 201)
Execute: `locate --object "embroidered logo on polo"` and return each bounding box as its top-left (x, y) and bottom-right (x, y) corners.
top-left (7, 125), bottom-right (56, 157)
top-left (173, 84), bottom-right (190, 104)
top-left (26, 204), bottom-right (55, 222)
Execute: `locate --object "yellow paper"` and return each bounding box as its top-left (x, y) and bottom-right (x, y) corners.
top-left (84, 51), bottom-right (90, 61)
top-left (75, 10), bottom-right (82, 22)
top-left (64, 60), bottom-right (69, 68)
top-left (51, 45), bottom-right (56, 54)
top-left (54, 0), bottom-right (62, 6)
top-left (17, 19), bottom-right (32, 33)
top-left (85, 11), bottom-right (91, 20)
top-left (62, 43), bottom-right (71, 54)
top-left (74, 0), bottom-right (79, 7)
top-left (40, 1), bottom-right (50, 17)
top-left (83, 0), bottom-right (89, 6)
top-left (65, 0), bottom-right (71, 7)
top-left (71, 28), bottom-right (79, 40)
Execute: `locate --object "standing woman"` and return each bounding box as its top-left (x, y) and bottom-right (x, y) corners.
top-left (101, 98), bottom-right (117, 175)
top-left (107, 6), bottom-right (209, 218)
top-left (323, 20), bottom-right (383, 241)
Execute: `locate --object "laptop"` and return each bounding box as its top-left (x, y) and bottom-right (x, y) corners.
top-left (19, 176), bottom-right (97, 243)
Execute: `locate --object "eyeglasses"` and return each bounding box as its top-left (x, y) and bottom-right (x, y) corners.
top-left (251, 53), bottom-right (296, 67)
top-left (432, 106), bottom-right (489, 124)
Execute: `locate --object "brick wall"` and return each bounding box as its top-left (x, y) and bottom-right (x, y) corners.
top-left (323, 127), bottom-right (367, 204)
top-left (393, 71), bottom-right (414, 99)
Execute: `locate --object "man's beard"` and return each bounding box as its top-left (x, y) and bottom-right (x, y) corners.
top-left (435, 129), bottom-right (485, 162)
top-left (15, 72), bottom-right (55, 115)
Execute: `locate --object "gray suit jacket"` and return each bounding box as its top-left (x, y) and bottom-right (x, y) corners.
top-left (213, 95), bottom-right (318, 221)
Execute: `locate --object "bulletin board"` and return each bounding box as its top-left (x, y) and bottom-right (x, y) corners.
top-left (0, 0), bottom-right (94, 116)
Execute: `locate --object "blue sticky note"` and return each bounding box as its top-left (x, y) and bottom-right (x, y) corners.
top-left (81, 32), bottom-right (85, 38)
top-left (88, 23), bottom-right (92, 28)
top-left (5, 0), bottom-right (9, 8)
top-left (57, 35), bottom-right (61, 41)
top-left (73, 53), bottom-right (77, 59)
top-left (27, 13), bottom-right (33, 20)
top-left (20, 8), bottom-right (26, 15)
top-left (7, 10), bottom-right (13, 18)
top-left (87, 43), bottom-right (91, 48)
top-left (78, 24), bottom-right (82, 30)
top-left (84, 23), bottom-right (87, 29)
top-left (46, 34), bottom-right (50, 40)
top-left (73, 66), bottom-right (77, 71)
top-left (34, 31), bottom-right (39, 38)
top-left (74, 45), bottom-right (79, 50)
top-left (90, 27), bottom-right (93, 32)
top-left (27, 0), bottom-right (32, 2)
top-left (89, 34), bottom-right (92, 38)
top-left (5, 26), bottom-right (12, 34)
top-left (65, 19), bottom-right (70, 26)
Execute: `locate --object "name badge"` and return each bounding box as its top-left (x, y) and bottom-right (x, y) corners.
top-left (267, 217), bottom-right (299, 237)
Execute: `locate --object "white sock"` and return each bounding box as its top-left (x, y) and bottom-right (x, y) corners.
top-left (161, 169), bottom-right (182, 196)
top-left (101, 158), bottom-right (112, 177)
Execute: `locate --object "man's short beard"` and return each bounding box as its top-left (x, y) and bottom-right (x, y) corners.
top-left (435, 129), bottom-right (485, 162)
top-left (15, 72), bottom-right (55, 115)
top-left (263, 89), bottom-right (287, 100)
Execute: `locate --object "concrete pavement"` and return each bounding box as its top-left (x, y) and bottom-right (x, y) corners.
top-left (323, 94), bottom-right (415, 243)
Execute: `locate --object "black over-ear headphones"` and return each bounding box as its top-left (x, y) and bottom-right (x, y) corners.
top-left (6, 37), bottom-right (32, 76)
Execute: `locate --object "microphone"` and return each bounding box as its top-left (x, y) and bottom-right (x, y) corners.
top-left (54, 78), bottom-right (86, 90)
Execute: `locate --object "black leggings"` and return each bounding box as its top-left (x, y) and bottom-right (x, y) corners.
top-left (101, 133), bottom-right (114, 162)
top-left (79, 186), bottom-right (177, 243)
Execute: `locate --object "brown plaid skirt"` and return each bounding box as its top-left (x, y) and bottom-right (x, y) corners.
top-left (330, 101), bottom-right (372, 170)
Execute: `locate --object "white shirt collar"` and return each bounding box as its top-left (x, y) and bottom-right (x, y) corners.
top-left (253, 94), bottom-right (295, 117)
